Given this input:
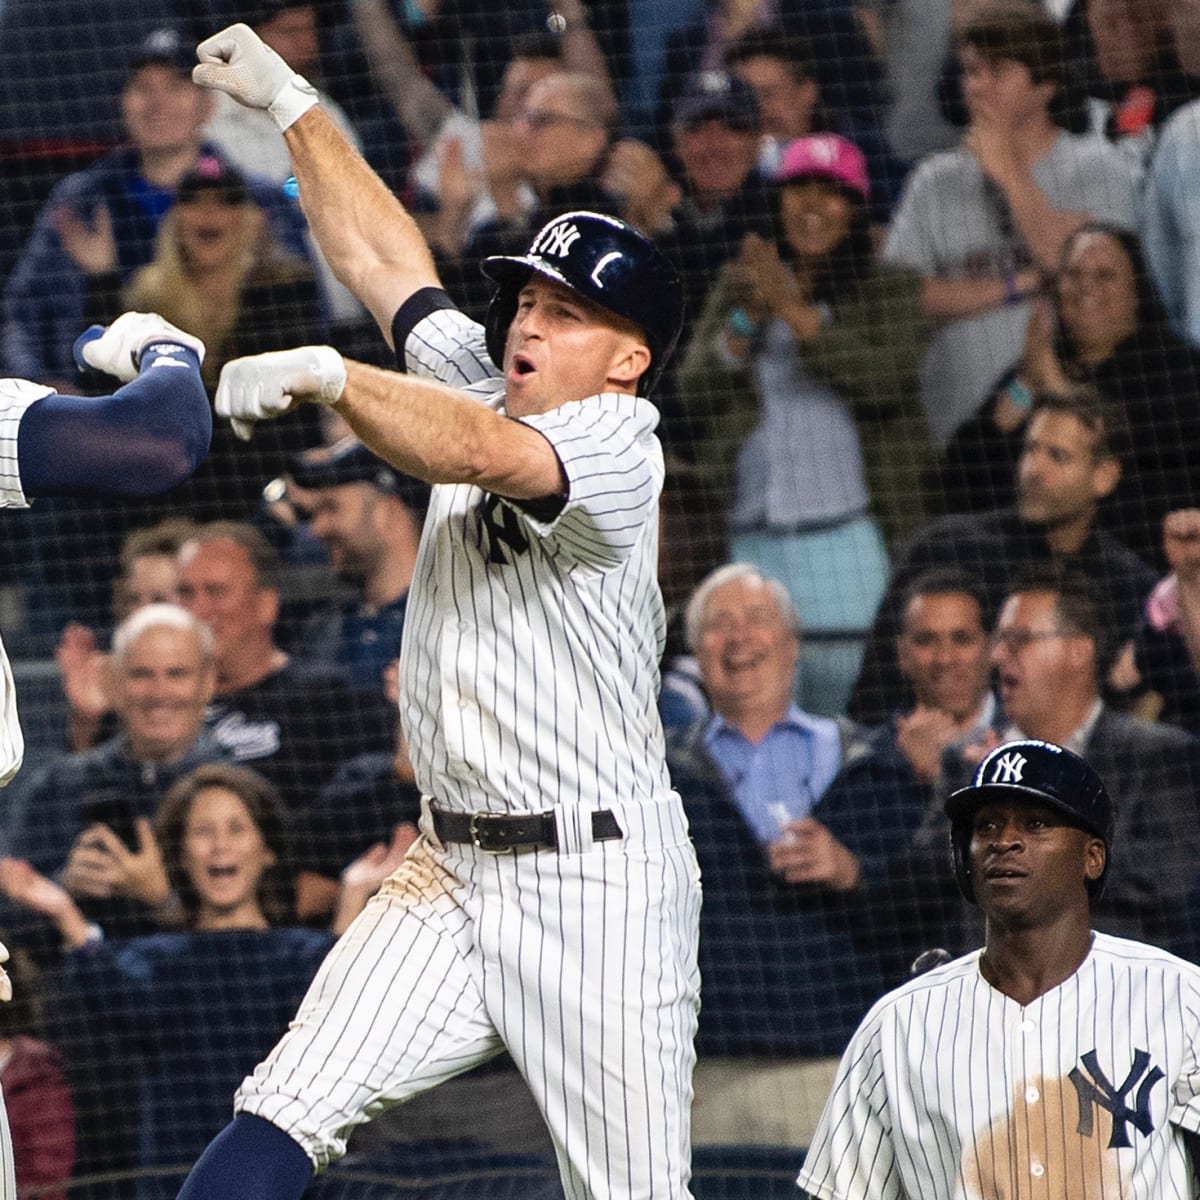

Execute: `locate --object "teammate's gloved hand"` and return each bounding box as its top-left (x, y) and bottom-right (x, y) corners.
top-left (193, 23), bottom-right (318, 131)
top-left (214, 346), bottom-right (347, 441)
top-left (0, 939), bottom-right (12, 1002)
top-left (74, 312), bottom-right (206, 383)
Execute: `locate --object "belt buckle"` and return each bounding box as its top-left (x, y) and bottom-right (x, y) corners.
top-left (469, 812), bottom-right (510, 853)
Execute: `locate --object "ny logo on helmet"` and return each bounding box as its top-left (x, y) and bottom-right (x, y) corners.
top-left (989, 752), bottom-right (1027, 785)
top-left (533, 221), bottom-right (581, 259)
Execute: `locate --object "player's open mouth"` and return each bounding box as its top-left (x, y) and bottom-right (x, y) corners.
top-left (984, 866), bottom-right (1027, 880)
top-left (511, 354), bottom-right (537, 378)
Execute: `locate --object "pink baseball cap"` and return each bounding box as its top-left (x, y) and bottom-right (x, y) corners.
top-left (774, 134), bottom-right (869, 200)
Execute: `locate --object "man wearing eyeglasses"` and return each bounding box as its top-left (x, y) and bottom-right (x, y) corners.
top-left (841, 565), bottom-right (1200, 977)
top-left (947, 567), bottom-right (1200, 950)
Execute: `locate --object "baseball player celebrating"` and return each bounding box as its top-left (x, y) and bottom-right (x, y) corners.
top-left (797, 737), bottom-right (1200, 1199)
top-left (177, 22), bottom-right (700, 1200)
top-left (0, 310), bottom-right (209, 1195)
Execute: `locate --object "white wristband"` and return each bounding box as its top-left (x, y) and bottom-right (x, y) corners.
top-left (268, 74), bottom-right (319, 132)
top-left (309, 345), bottom-right (348, 406)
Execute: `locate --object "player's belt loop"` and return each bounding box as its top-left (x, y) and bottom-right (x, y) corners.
top-left (431, 806), bottom-right (622, 852)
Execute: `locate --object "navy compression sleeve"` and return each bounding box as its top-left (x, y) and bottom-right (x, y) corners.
top-left (176, 1114), bottom-right (313, 1200)
top-left (17, 342), bottom-right (212, 497)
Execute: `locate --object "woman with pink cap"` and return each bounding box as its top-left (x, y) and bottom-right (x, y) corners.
top-left (677, 132), bottom-right (933, 715)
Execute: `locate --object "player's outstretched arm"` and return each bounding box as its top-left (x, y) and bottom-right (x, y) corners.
top-left (215, 348), bottom-right (565, 501)
top-left (17, 313), bottom-right (211, 498)
top-left (193, 24), bottom-right (440, 346)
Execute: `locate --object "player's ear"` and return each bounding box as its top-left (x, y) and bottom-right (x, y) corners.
top-left (256, 585), bottom-right (281, 630)
top-left (1083, 836), bottom-right (1106, 883)
top-left (1090, 451), bottom-right (1121, 501)
top-left (608, 339), bottom-right (651, 391)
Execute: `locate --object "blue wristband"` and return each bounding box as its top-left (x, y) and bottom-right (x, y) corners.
top-left (728, 306), bottom-right (760, 337)
top-left (1006, 376), bottom-right (1033, 411)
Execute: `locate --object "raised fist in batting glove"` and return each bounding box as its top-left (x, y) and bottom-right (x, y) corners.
top-left (215, 346), bottom-right (347, 440)
top-left (193, 23), bottom-right (318, 131)
top-left (74, 311), bottom-right (206, 383)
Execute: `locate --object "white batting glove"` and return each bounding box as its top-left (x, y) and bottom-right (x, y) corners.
top-left (193, 23), bottom-right (318, 132)
top-left (0, 940), bottom-right (11, 1002)
top-left (215, 346), bottom-right (347, 441)
top-left (75, 312), bottom-right (206, 383)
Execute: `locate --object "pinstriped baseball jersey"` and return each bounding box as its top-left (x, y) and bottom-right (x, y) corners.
top-left (396, 306), bottom-right (673, 817)
top-left (0, 379), bottom-right (48, 793)
top-left (234, 300), bottom-right (701, 1199)
top-left (797, 932), bottom-right (1200, 1199)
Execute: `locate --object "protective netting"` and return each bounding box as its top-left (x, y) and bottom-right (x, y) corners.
top-left (2, 0), bottom-right (1200, 1195)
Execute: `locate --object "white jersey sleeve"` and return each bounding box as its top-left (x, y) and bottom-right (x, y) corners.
top-left (517, 393), bottom-right (663, 571)
top-left (0, 377), bottom-right (47, 787)
top-left (400, 304), bottom-right (499, 390)
top-left (795, 1009), bottom-right (901, 1200)
top-left (0, 378), bottom-right (49, 509)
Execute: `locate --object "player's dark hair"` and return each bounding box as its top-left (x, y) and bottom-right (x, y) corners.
top-left (185, 520), bottom-right (283, 593)
top-left (155, 763), bottom-right (296, 928)
top-left (900, 568), bottom-right (990, 629)
top-left (1027, 385), bottom-right (1130, 468)
top-left (723, 26), bottom-right (816, 84)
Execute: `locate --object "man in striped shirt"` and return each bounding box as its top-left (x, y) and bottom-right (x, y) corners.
top-left (177, 22), bottom-right (700, 1200)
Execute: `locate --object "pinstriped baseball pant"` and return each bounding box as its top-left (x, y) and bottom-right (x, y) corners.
top-left (236, 800), bottom-right (702, 1200)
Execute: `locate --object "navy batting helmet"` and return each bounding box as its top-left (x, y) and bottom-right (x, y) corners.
top-left (944, 739), bottom-right (1113, 903)
top-left (480, 211), bottom-right (684, 397)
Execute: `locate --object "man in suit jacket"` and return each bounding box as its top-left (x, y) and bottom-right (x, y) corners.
top-left (958, 567), bottom-right (1200, 948)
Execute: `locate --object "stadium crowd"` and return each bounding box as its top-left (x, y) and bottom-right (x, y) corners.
top-left (4, 0), bottom-right (1200, 1194)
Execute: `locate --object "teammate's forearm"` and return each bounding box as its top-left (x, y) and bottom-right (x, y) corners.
top-left (336, 360), bottom-right (566, 500)
top-left (285, 109), bottom-right (441, 342)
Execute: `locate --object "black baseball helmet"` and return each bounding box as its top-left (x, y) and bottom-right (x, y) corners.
top-left (481, 211), bottom-right (684, 397)
top-left (944, 739), bottom-right (1113, 903)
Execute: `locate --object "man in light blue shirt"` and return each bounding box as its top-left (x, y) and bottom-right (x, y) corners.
top-left (684, 563), bottom-right (853, 846)
top-left (668, 562), bottom-right (882, 1061)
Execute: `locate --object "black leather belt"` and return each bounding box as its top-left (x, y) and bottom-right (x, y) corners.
top-left (431, 806), bottom-right (622, 852)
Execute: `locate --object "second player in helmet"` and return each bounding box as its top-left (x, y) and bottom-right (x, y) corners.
top-left (945, 737), bottom-right (1113, 906)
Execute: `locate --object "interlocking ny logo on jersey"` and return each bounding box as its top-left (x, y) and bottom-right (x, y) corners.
top-left (478, 493), bottom-right (529, 564)
top-left (989, 751), bottom-right (1027, 784)
top-left (1069, 1049), bottom-right (1164, 1148)
top-left (533, 220), bottom-right (581, 259)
